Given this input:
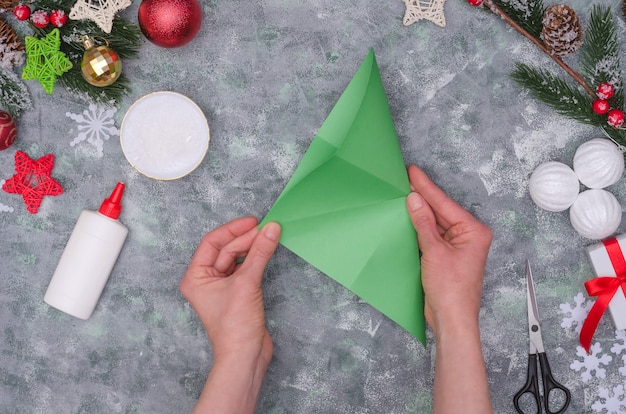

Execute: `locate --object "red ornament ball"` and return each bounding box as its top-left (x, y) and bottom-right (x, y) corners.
top-left (31, 9), bottom-right (49, 28)
top-left (592, 99), bottom-right (610, 115)
top-left (0, 111), bottom-right (17, 151)
top-left (50, 10), bottom-right (67, 28)
top-left (467, 0), bottom-right (483, 5)
top-left (597, 82), bottom-right (615, 100)
top-left (13, 4), bottom-right (30, 21)
top-left (138, 0), bottom-right (202, 48)
top-left (608, 109), bottom-right (625, 128)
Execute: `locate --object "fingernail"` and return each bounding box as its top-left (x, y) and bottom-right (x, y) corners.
top-left (263, 222), bottom-right (281, 241)
top-left (407, 192), bottom-right (423, 211)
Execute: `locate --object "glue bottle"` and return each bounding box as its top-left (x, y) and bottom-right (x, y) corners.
top-left (44, 183), bottom-right (129, 320)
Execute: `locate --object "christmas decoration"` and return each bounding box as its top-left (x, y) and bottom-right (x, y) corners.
top-left (69, 0), bottom-right (132, 34)
top-left (0, 0), bottom-right (142, 112)
top-left (21, 28), bottom-right (72, 94)
top-left (0, 16), bottom-right (25, 68)
top-left (12, 4), bottom-right (30, 20)
top-left (467, 0), bottom-right (482, 6)
top-left (0, 69), bottom-right (32, 119)
top-left (31, 9), bottom-right (49, 28)
top-left (1, 151), bottom-right (63, 214)
top-left (608, 109), bottom-right (625, 128)
top-left (570, 343), bottom-right (613, 382)
top-left (464, 2), bottom-right (626, 152)
top-left (593, 99), bottom-right (610, 115)
top-left (598, 82), bottom-right (615, 100)
top-left (580, 236), bottom-right (626, 353)
top-left (528, 161), bottom-right (579, 212)
top-left (540, 4), bottom-right (583, 57)
top-left (138, 0), bottom-right (202, 48)
top-left (80, 35), bottom-right (122, 87)
top-left (0, 0), bottom-right (19, 8)
top-left (569, 189), bottom-right (621, 240)
top-left (561, 295), bottom-right (626, 410)
top-left (50, 10), bottom-right (67, 28)
top-left (573, 138), bottom-right (625, 189)
top-left (559, 292), bottom-right (592, 333)
top-left (66, 103), bottom-right (119, 157)
top-left (0, 110), bottom-right (17, 150)
top-left (401, 0), bottom-right (446, 28)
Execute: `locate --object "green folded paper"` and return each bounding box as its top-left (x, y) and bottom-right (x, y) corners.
top-left (262, 49), bottom-right (424, 344)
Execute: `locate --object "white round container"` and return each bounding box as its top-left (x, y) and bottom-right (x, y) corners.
top-left (120, 91), bottom-right (210, 180)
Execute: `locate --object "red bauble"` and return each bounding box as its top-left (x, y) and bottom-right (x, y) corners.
top-left (608, 109), bottom-right (625, 128)
top-left (597, 82), bottom-right (615, 100)
top-left (467, 0), bottom-right (483, 5)
top-left (13, 4), bottom-right (30, 20)
top-left (592, 99), bottom-right (610, 115)
top-left (0, 110), bottom-right (17, 151)
top-left (138, 0), bottom-right (202, 48)
top-left (50, 10), bottom-right (67, 27)
top-left (31, 9), bottom-right (49, 28)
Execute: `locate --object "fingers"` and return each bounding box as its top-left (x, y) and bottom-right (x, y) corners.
top-left (238, 222), bottom-right (281, 284)
top-left (406, 192), bottom-right (441, 251)
top-left (189, 217), bottom-right (259, 268)
top-left (213, 227), bottom-right (259, 273)
top-left (407, 165), bottom-right (477, 229)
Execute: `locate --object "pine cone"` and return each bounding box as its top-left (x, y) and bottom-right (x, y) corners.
top-left (541, 4), bottom-right (583, 57)
top-left (0, 16), bottom-right (24, 67)
top-left (0, 0), bottom-right (18, 9)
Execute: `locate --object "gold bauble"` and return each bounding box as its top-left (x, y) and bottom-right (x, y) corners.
top-left (80, 35), bottom-right (122, 87)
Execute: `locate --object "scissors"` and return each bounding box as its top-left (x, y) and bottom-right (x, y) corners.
top-left (513, 260), bottom-right (572, 414)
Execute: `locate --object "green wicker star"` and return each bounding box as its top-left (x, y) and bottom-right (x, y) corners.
top-left (22, 28), bottom-right (72, 94)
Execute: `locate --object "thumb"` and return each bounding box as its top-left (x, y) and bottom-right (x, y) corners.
top-left (406, 192), bottom-right (440, 251)
top-left (239, 222), bottom-right (281, 283)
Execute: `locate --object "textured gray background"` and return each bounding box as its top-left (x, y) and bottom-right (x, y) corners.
top-left (1, 0), bottom-right (625, 412)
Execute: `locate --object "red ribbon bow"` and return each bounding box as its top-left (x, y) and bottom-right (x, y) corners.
top-left (580, 237), bottom-right (626, 353)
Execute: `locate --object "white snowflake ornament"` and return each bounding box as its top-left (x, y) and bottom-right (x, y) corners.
top-left (69, 0), bottom-right (131, 33)
top-left (591, 385), bottom-right (626, 413)
top-left (570, 343), bottom-right (613, 383)
top-left (66, 104), bottom-right (119, 157)
top-left (402, 0), bottom-right (446, 28)
top-left (611, 330), bottom-right (626, 356)
top-left (619, 355), bottom-right (626, 377)
top-left (560, 292), bottom-right (592, 333)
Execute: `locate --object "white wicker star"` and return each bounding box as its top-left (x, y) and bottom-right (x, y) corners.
top-left (402, 0), bottom-right (447, 28)
top-left (69, 0), bottom-right (131, 33)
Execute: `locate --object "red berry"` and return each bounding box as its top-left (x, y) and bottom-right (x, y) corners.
top-left (592, 99), bottom-right (610, 115)
top-left (608, 109), bottom-right (625, 128)
top-left (13, 4), bottom-right (31, 21)
top-left (31, 9), bottom-right (49, 28)
top-left (50, 10), bottom-right (67, 27)
top-left (467, 0), bottom-right (483, 5)
top-left (597, 82), bottom-right (615, 100)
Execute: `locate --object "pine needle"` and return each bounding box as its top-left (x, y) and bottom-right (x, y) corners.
top-left (492, 0), bottom-right (545, 40)
top-left (579, 5), bottom-right (623, 104)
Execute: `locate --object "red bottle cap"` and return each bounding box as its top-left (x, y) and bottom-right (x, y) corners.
top-left (99, 182), bottom-right (125, 219)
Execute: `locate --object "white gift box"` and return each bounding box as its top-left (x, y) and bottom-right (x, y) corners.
top-left (586, 234), bottom-right (626, 330)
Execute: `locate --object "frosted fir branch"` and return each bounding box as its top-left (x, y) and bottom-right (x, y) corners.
top-left (579, 5), bottom-right (623, 105)
top-left (482, 0), bottom-right (595, 97)
top-left (0, 68), bottom-right (33, 120)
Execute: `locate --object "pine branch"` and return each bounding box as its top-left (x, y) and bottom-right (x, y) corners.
top-left (27, 14), bottom-right (142, 104)
top-left (491, 0), bottom-right (544, 40)
top-left (511, 62), bottom-right (626, 147)
top-left (579, 5), bottom-right (623, 105)
top-left (482, 0), bottom-right (595, 97)
top-left (0, 67), bottom-right (32, 120)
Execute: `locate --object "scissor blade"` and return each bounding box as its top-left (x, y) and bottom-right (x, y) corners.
top-left (526, 260), bottom-right (545, 354)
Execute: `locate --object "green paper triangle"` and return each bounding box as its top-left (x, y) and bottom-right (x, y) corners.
top-left (262, 49), bottom-right (424, 343)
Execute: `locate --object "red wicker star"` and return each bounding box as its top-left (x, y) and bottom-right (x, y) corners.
top-left (2, 150), bottom-right (63, 213)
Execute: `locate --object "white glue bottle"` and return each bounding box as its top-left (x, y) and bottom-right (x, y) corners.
top-left (44, 183), bottom-right (129, 319)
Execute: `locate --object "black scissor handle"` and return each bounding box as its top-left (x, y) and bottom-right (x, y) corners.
top-left (513, 353), bottom-right (541, 414)
top-left (538, 352), bottom-right (571, 414)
